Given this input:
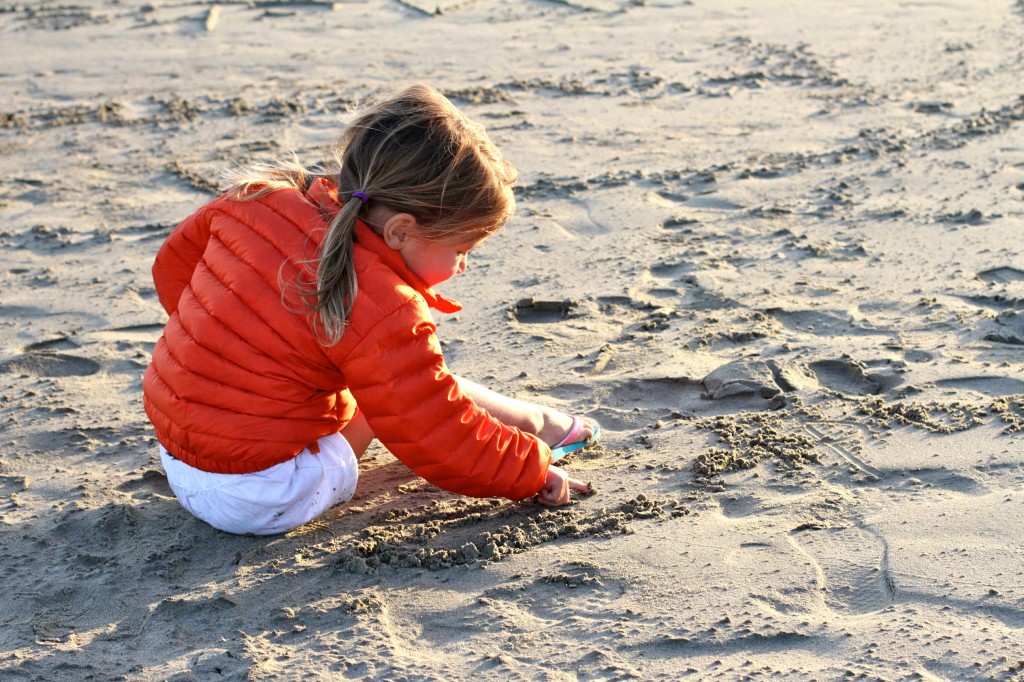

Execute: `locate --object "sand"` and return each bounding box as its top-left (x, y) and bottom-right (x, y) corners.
top-left (2, 0), bottom-right (1024, 679)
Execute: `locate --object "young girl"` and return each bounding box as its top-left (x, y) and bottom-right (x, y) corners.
top-left (143, 84), bottom-right (599, 536)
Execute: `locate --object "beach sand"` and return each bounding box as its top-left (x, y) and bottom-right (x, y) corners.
top-left (2, 1), bottom-right (1024, 679)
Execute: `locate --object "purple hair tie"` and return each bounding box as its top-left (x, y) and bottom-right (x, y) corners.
top-left (351, 191), bottom-right (369, 204)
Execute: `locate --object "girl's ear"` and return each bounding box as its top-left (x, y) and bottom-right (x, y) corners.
top-left (381, 213), bottom-right (419, 250)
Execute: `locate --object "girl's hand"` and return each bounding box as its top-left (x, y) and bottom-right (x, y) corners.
top-left (538, 465), bottom-right (591, 506)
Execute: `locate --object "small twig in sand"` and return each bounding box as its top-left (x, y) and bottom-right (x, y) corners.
top-left (204, 3), bottom-right (220, 30)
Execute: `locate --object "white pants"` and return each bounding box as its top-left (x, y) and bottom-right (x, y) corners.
top-left (160, 433), bottom-right (359, 536)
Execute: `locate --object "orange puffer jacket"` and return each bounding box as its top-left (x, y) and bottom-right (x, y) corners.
top-left (143, 178), bottom-right (550, 500)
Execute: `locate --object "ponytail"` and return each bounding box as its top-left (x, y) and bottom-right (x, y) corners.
top-left (310, 196), bottom-right (361, 345)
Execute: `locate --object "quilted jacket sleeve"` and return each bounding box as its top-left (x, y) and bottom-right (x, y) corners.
top-left (152, 202), bottom-right (216, 316)
top-left (334, 296), bottom-right (551, 501)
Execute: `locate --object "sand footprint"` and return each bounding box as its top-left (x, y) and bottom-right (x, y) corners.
top-left (116, 469), bottom-right (174, 499)
top-left (0, 475), bottom-right (28, 496)
top-left (0, 351), bottom-right (100, 377)
top-left (977, 266), bottom-right (1024, 284)
top-left (0, 475), bottom-right (29, 516)
top-left (788, 524), bottom-right (895, 615)
top-left (511, 297), bottom-right (576, 323)
top-left (808, 358), bottom-right (896, 396)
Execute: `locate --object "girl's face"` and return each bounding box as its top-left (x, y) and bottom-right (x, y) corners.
top-left (397, 232), bottom-right (484, 287)
top-left (372, 207), bottom-right (489, 288)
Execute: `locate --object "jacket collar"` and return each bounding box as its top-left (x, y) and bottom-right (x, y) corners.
top-left (307, 178), bottom-right (462, 314)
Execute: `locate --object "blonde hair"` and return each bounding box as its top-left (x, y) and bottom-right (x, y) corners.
top-left (223, 84), bottom-right (518, 344)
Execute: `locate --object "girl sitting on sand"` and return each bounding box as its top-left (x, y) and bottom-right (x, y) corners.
top-left (143, 84), bottom-right (599, 536)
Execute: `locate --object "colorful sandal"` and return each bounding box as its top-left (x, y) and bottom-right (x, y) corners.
top-left (551, 416), bottom-right (601, 462)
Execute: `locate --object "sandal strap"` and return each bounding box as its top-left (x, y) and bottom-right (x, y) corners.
top-left (553, 416), bottom-right (585, 449)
